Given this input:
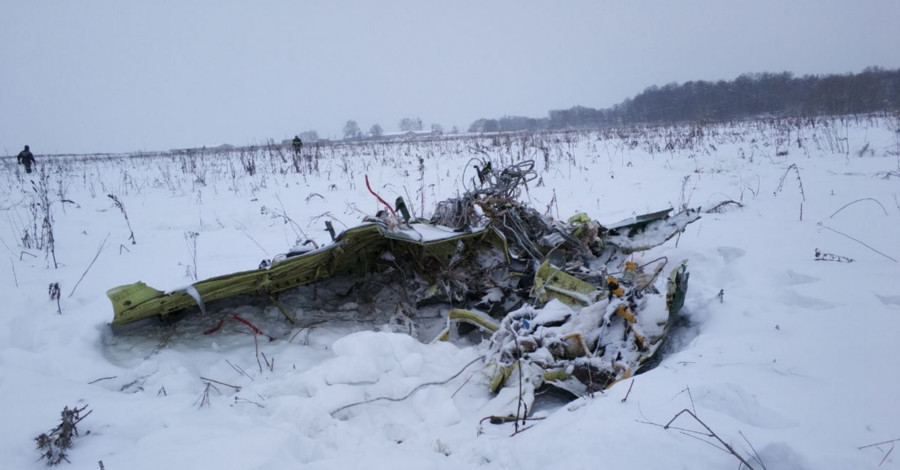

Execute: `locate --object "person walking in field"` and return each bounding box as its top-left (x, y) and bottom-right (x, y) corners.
top-left (292, 135), bottom-right (303, 157)
top-left (17, 145), bottom-right (36, 173)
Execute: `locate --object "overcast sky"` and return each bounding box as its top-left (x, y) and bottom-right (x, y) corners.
top-left (2, 0), bottom-right (898, 155)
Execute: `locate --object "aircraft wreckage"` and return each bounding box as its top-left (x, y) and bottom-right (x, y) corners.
top-left (108, 160), bottom-right (699, 408)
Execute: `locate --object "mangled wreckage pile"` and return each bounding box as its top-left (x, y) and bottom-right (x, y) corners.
top-left (107, 160), bottom-right (699, 412)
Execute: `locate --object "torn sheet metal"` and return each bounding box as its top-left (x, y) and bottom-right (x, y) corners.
top-left (108, 222), bottom-right (507, 326)
top-left (106, 160), bottom-right (701, 412)
top-left (479, 260), bottom-right (688, 407)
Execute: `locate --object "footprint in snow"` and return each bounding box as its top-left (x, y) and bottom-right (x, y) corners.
top-left (781, 269), bottom-right (820, 286)
top-left (692, 382), bottom-right (797, 429)
top-left (716, 246), bottom-right (746, 264)
top-left (875, 294), bottom-right (900, 307)
top-left (781, 289), bottom-right (838, 310)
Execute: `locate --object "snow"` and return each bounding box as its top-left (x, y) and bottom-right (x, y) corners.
top-left (400, 223), bottom-right (472, 242)
top-left (3, 116), bottom-right (900, 469)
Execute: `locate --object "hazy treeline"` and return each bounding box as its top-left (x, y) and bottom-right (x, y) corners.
top-left (469, 67), bottom-right (900, 132)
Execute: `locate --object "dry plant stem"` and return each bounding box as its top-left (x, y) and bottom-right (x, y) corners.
top-left (226, 359), bottom-right (253, 381)
top-left (237, 225), bottom-right (269, 256)
top-left (35, 404), bottom-right (93, 466)
top-left (275, 193), bottom-right (313, 242)
top-left (108, 194), bottom-right (136, 244)
top-left (9, 257), bottom-right (18, 287)
top-left (740, 431), bottom-right (768, 470)
top-left (195, 382), bottom-right (219, 408)
top-left (68, 234), bottom-right (109, 298)
top-left (254, 332), bottom-right (263, 374)
top-left (704, 200), bottom-right (743, 213)
top-left (664, 409), bottom-right (756, 470)
top-left (234, 397), bottom-right (265, 408)
top-left (665, 387), bottom-right (697, 417)
top-left (818, 222), bottom-right (898, 262)
top-left (511, 327), bottom-right (527, 432)
top-left (829, 197), bottom-right (889, 218)
top-left (880, 446), bottom-right (894, 466)
top-left (71, 407), bottom-right (92, 426)
top-left (87, 376), bottom-right (117, 384)
top-left (510, 424), bottom-right (536, 437)
top-left (774, 163), bottom-right (805, 221)
top-left (859, 438), bottom-right (900, 449)
top-left (289, 320), bottom-right (327, 343)
top-left (330, 355), bottom-right (484, 416)
top-left (417, 156), bottom-right (426, 218)
top-left (858, 438), bottom-right (899, 466)
top-left (31, 169), bottom-right (59, 268)
top-left (686, 387), bottom-right (697, 415)
top-left (451, 372), bottom-right (475, 398)
top-left (261, 352), bottom-right (275, 372)
top-left (621, 379), bottom-right (635, 403)
top-left (143, 325), bottom-right (176, 360)
top-left (199, 376), bottom-right (241, 391)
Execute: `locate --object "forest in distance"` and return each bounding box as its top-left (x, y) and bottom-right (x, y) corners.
top-left (253, 67), bottom-right (900, 147)
top-left (469, 67), bottom-right (900, 133)
top-left (13, 67), bottom-right (897, 157)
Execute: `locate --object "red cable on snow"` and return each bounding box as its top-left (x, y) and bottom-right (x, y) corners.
top-left (229, 314), bottom-right (266, 336)
top-left (365, 174), bottom-right (397, 218)
top-left (203, 314), bottom-right (272, 340)
top-left (203, 317), bottom-right (227, 335)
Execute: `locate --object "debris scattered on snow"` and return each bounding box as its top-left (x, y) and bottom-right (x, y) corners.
top-left (107, 160), bottom-right (699, 415)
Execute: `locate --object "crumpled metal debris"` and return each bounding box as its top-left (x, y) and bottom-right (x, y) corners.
top-left (459, 259), bottom-right (688, 415)
top-left (107, 159), bottom-right (699, 411)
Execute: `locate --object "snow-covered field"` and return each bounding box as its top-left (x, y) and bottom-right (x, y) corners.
top-left (2, 115), bottom-right (899, 469)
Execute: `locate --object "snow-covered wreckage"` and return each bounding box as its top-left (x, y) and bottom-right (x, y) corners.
top-left (107, 160), bottom-right (699, 413)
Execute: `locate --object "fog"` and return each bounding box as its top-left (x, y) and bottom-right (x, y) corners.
top-left (2, 0), bottom-right (898, 154)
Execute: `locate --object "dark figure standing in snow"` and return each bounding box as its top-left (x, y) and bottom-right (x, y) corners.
top-left (292, 135), bottom-right (303, 157)
top-left (17, 145), bottom-right (36, 173)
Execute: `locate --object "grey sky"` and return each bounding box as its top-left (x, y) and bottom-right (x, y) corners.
top-left (2, 0), bottom-right (898, 155)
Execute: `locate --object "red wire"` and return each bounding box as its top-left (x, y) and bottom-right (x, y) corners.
top-left (203, 314), bottom-right (271, 340)
top-left (229, 314), bottom-right (265, 335)
top-left (365, 174), bottom-right (397, 218)
top-left (202, 317), bottom-right (226, 335)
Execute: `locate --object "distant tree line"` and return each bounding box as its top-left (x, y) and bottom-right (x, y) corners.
top-left (337, 117), bottom-right (450, 140)
top-left (398, 117), bottom-right (424, 132)
top-left (468, 67), bottom-right (900, 133)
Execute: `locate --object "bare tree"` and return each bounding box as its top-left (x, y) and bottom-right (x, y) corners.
top-left (343, 120), bottom-right (361, 140)
top-left (298, 130), bottom-right (319, 143)
top-left (399, 117), bottom-right (423, 132)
